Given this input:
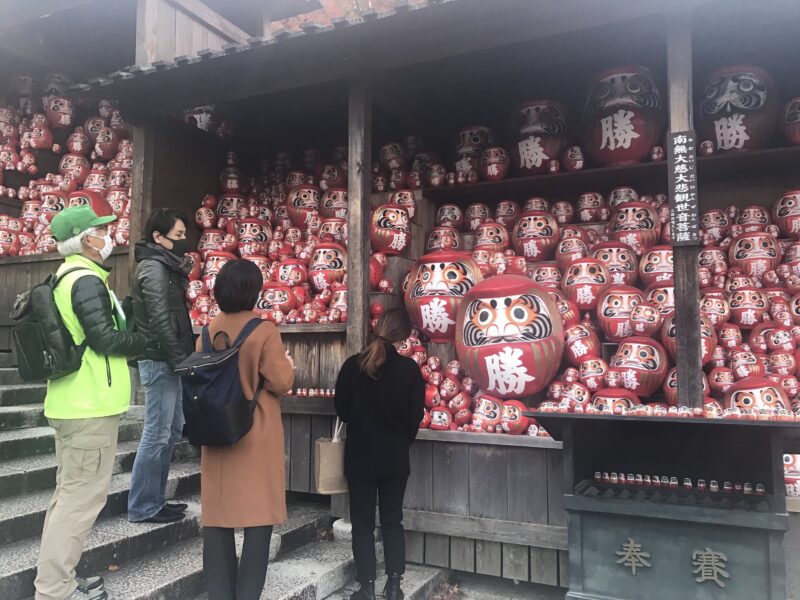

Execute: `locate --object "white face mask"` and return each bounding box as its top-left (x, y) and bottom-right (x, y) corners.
top-left (88, 233), bottom-right (114, 261)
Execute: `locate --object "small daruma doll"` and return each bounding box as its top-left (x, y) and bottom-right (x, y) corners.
top-left (774, 191), bottom-right (800, 239)
top-left (728, 287), bottom-right (768, 329)
top-left (470, 393), bottom-right (504, 433)
top-left (236, 218), bottom-right (272, 257)
top-left (562, 258), bottom-right (611, 310)
top-left (308, 243), bottom-right (346, 292)
top-left (638, 245), bottom-right (674, 286)
top-left (511, 211), bottom-right (559, 260)
top-left (501, 400), bottom-right (530, 434)
top-left (609, 337), bottom-right (668, 397)
top-left (404, 249), bottom-right (483, 342)
top-left (609, 202), bottom-right (661, 255)
top-left (455, 275), bottom-right (564, 398)
top-left (371, 204), bottom-right (410, 255)
top-left (728, 232), bottom-right (781, 278)
top-left (725, 377), bottom-right (788, 412)
top-left (592, 242), bottom-right (638, 285)
top-left (628, 302), bottom-right (662, 337)
top-left (597, 285), bottom-right (644, 342)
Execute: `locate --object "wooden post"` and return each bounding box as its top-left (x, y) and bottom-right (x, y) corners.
top-left (345, 79), bottom-right (372, 359)
top-left (129, 123), bottom-right (155, 279)
top-left (667, 7), bottom-right (702, 409)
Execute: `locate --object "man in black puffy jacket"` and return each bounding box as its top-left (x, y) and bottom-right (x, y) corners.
top-left (128, 208), bottom-right (195, 524)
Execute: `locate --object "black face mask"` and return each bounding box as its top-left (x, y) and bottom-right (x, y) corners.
top-left (167, 237), bottom-right (189, 257)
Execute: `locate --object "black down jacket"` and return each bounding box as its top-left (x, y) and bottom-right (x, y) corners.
top-left (131, 242), bottom-right (194, 368)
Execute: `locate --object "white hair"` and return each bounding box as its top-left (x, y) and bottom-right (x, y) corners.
top-left (57, 226), bottom-right (97, 257)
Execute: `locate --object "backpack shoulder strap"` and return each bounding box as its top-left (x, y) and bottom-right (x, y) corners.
top-left (201, 325), bottom-right (212, 352)
top-left (232, 317), bottom-right (264, 349)
top-left (53, 266), bottom-right (93, 289)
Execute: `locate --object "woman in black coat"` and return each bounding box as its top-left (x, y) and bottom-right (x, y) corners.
top-left (334, 309), bottom-right (426, 600)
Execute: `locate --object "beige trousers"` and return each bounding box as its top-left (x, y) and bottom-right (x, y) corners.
top-left (34, 415), bottom-right (120, 600)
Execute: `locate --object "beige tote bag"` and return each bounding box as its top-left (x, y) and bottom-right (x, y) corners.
top-left (314, 418), bottom-right (348, 495)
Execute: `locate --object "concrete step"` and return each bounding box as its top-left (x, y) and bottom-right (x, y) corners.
top-left (0, 419), bottom-right (143, 462)
top-left (89, 500), bottom-right (337, 600)
top-left (0, 438), bottom-right (199, 499)
top-left (324, 565), bottom-right (448, 600)
top-left (0, 502), bottom-right (201, 600)
top-left (0, 459), bottom-right (200, 546)
top-left (0, 354), bottom-right (16, 369)
top-left (0, 405), bottom-right (46, 431)
top-left (0, 369), bottom-right (23, 385)
top-left (450, 572), bottom-right (568, 600)
top-left (0, 385), bottom-right (46, 407)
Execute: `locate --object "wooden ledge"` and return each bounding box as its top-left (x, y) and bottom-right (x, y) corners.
top-left (415, 428), bottom-right (562, 449)
top-left (192, 322), bottom-right (347, 335)
top-left (0, 246), bottom-right (128, 266)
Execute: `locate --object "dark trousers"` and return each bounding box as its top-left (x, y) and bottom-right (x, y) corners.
top-left (348, 475), bottom-right (408, 583)
top-left (203, 525), bottom-right (273, 600)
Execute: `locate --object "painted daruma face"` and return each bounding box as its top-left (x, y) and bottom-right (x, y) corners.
top-left (597, 285), bottom-right (644, 342)
top-left (593, 242), bottom-right (638, 285)
top-left (609, 202), bottom-right (660, 255)
top-left (426, 226), bottom-right (460, 251)
top-left (728, 287), bottom-right (768, 329)
top-left (287, 186), bottom-right (320, 230)
top-left (405, 249), bottom-right (484, 342)
top-left (474, 220), bottom-right (509, 253)
top-left (638, 245), bottom-right (674, 286)
top-left (610, 336), bottom-right (668, 397)
top-left (466, 203), bottom-right (491, 231)
top-left (562, 258), bottom-right (611, 310)
top-left (697, 65), bottom-right (778, 152)
top-left (455, 275), bottom-right (564, 398)
top-left (371, 204), bottom-right (410, 255)
top-left (308, 243), bottom-right (347, 292)
top-left (728, 232), bottom-right (781, 278)
top-left (511, 211), bottom-right (559, 259)
top-left (629, 302), bottom-right (662, 337)
top-left (725, 378), bottom-right (788, 411)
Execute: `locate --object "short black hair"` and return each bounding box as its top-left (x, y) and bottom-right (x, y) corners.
top-left (214, 259), bottom-right (262, 313)
top-left (144, 208), bottom-right (189, 242)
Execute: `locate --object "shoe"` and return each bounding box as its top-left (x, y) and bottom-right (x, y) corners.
top-left (76, 576), bottom-right (104, 592)
top-left (384, 574), bottom-right (404, 600)
top-left (165, 502), bottom-right (188, 512)
top-left (349, 581), bottom-right (375, 600)
top-left (65, 585), bottom-right (107, 600)
top-left (142, 507), bottom-right (186, 523)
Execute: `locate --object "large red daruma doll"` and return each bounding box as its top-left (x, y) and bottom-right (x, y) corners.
top-left (455, 275), bottom-right (564, 398)
top-left (511, 211), bottom-right (559, 260)
top-left (609, 336), bottom-right (668, 397)
top-left (509, 99), bottom-right (569, 175)
top-left (596, 285), bottom-right (644, 342)
top-left (582, 65), bottom-right (664, 166)
top-left (773, 191), bottom-right (800, 239)
top-left (404, 249), bottom-right (484, 342)
top-left (728, 231), bottom-right (781, 278)
top-left (697, 65), bottom-right (778, 153)
top-left (371, 204), bottom-right (411, 255)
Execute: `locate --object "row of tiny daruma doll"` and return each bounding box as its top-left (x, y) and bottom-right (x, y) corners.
top-left (370, 63), bottom-right (800, 193)
top-left (0, 86), bottom-right (135, 256)
top-left (366, 182), bottom-right (800, 434)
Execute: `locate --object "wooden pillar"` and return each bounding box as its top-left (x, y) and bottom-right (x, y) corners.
top-left (345, 79), bottom-right (372, 359)
top-left (667, 7), bottom-right (702, 408)
top-left (129, 123), bottom-right (155, 278)
top-left (135, 0), bottom-right (158, 67)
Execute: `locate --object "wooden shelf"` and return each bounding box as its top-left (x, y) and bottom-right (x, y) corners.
top-left (419, 160), bottom-right (668, 204)
top-left (0, 246), bottom-right (128, 266)
top-left (192, 322), bottom-right (346, 335)
top-left (415, 428), bottom-right (562, 449)
top-left (280, 395), bottom-right (336, 415)
top-left (381, 144), bottom-right (800, 207)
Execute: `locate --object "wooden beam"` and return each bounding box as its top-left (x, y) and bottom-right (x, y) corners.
top-left (135, 0), bottom-right (159, 67)
top-left (667, 5), bottom-right (702, 409)
top-left (168, 0), bottom-right (249, 44)
top-left (345, 79), bottom-right (371, 358)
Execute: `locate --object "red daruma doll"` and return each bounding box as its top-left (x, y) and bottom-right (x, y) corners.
top-left (455, 275), bottom-right (564, 398)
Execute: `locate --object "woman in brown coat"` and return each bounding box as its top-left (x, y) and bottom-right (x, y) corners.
top-left (200, 259), bottom-right (295, 600)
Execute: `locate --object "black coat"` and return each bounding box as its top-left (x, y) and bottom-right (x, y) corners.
top-left (131, 242), bottom-right (194, 369)
top-left (334, 344), bottom-right (426, 480)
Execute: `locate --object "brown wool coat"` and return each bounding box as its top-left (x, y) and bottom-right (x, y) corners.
top-left (198, 311), bottom-right (294, 528)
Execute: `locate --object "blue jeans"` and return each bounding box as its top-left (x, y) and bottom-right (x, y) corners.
top-left (127, 360), bottom-right (184, 521)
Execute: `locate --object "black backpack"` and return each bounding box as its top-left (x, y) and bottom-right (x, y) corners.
top-left (175, 318), bottom-right (264, 447)
top-left (9, 267), bottom-right (92, 382)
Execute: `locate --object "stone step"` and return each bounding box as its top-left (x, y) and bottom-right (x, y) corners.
top-left (450, 571), bottom-right (568, 600)
top-left (0, 502), bottom-right (201, 600)
top-left (0, 369), bottom-right (23, 386)
top-left (0, 459), bottom-right (200, 546)
top-left (0, 405), bottom-right (46, 431)
top-left (0, 419), bottom-right (143, 462)
top-left (324, 564), bottom-right (449, 600)
top-left (0, 354), bottom-right (16, 369)
top-left (85, 501), bottom-right (338, 600)
top-left (0, 438), bottom-right (199, 499)
top-left (0, 384), bottom-right (46, 407)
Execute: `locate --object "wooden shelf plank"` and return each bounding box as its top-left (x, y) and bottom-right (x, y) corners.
top-left (0, 246), bottom-right (128, 266)
top-left (280, 395), bottom-right (336, 415)
top-left (415, 428), bottom-right (562, 449)
top-left (191, 322), bottom-right (347, 335)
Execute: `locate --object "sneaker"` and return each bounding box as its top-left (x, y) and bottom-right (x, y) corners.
top-left (76, 576), bottom-right (104, 593)
top-left (65, 585), bottom-right (107, 600)
top-left (165, 502), bottom-right (188, 512)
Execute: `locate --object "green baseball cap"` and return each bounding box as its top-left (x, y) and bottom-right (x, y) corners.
top-left (50, 206), bottom-right (117, 242)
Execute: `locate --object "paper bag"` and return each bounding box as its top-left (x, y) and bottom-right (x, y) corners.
top-left (314, 418), bottom-right (348, 495)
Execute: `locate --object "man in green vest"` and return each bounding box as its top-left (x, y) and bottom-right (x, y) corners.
top-left (35, 206), bottom-right (146, 600)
